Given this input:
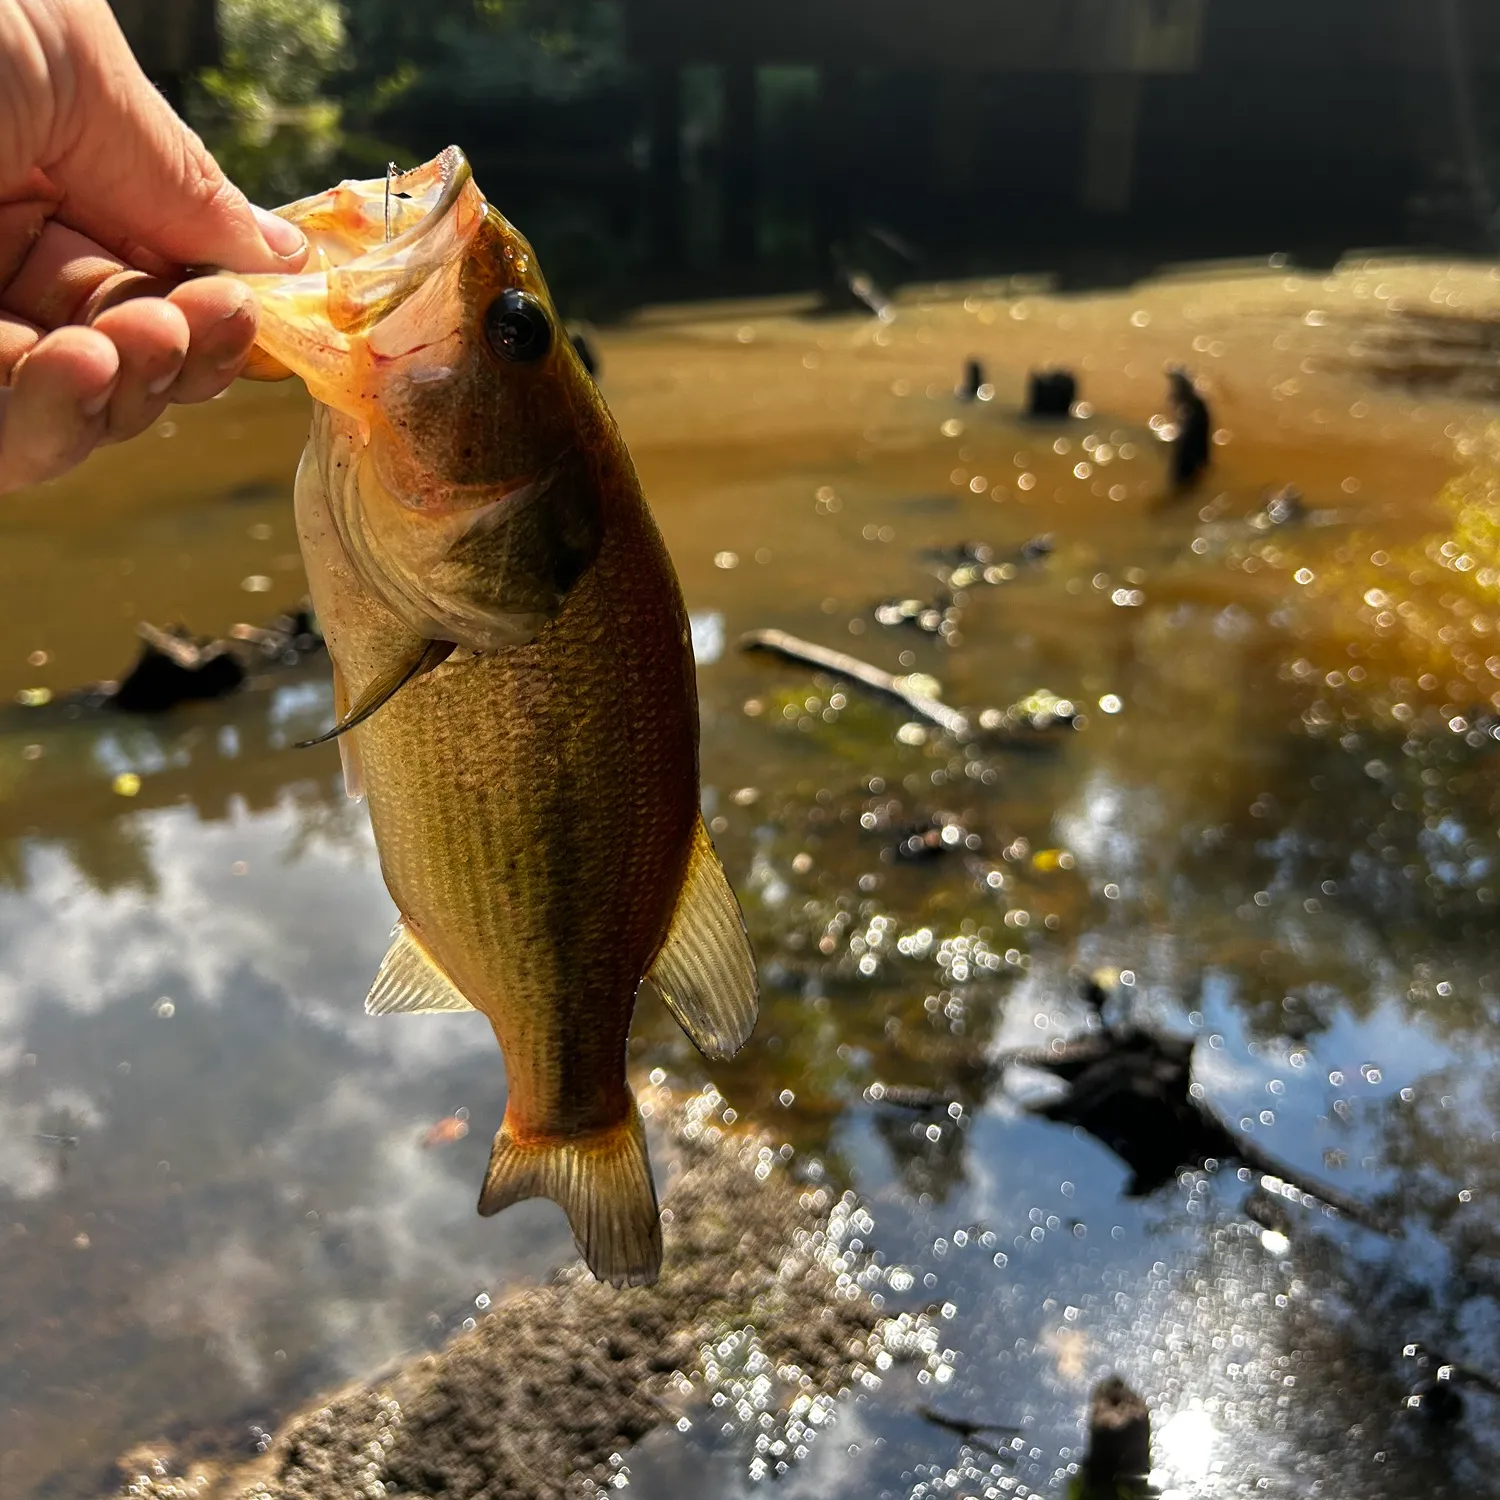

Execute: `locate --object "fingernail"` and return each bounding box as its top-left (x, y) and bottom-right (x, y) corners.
top-left (212, 287), bottom-right (256, 371)
top-left (80, 380), bottom-right (116, 418)
top-left (218, 283), bottom-right (254, 318)
top-left (253, 204), bottom-right (306, 261)
top-left (147, 363), bottom-right (184, 396)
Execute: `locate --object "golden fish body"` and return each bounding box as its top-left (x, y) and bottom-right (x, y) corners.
top-left (243, 149), bottom-right (757, 1286)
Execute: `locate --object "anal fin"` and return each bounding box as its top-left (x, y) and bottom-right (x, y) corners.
top-left (646, 816), bottom-right (758, 1060)
top-left (478, 1096), bottom-right (661, 1288)
top-left (366, 918), bottom-right (478, 1015)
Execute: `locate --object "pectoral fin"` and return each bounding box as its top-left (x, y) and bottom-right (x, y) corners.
top-left (646, 818), bottom-right (758, 1060)
top-left (366, 918), bottom-right (477, 1015)
top-left (331, 663), bottom-right (365, 801)
top-left (299, 638), bottom-right (456, 748)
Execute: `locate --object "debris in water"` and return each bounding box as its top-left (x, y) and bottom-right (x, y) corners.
top-left (422, 1115), bottom-right (471, 1148)
top-left (915, 536), bottom-right (1053, 592)
top-left (864, 1082), bottom-right (956, 1112)
top-left (872, 593), bottom-right (962, 641)
top-left (977, 690), bottom-right (1080, 734)
top-left (888, 813), bottom-right (977, 862)
top-left (1077, 1376), bottom-right (1151, 1497)
top-left (996, 973), bottom-right (1389, 1229)
top-left (110, 623), bottom-right (246, 713)
top-left (6, 607), bottom-right (327, 724)
top-left (1027, 368), bottom-right (1077, 419)
top-left (228, 608), bottom-right (324, 665)
top-left (918, 1405), bottom-right (1022, 1460)
top-left (743, 628), bottom-right (1078, 744)
top-left (741, 628), bottom-right (972, 738)
top-left (1248, 483), bottom-right (1307, 531)
top-left (956, 358), bottom-right (989, 402)
top-left (1166, 367), bottom-right (1212, 493)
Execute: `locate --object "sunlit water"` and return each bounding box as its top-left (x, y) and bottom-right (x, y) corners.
top-left (4, 258), bottom-right (1500, 1497)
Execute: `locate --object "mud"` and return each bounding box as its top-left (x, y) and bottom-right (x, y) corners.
top-left (116, 1087), bottom-right (901, 1499)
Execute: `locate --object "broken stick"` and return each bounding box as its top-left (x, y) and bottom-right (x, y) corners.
top-left (740, 628), bottom-right (972, 737)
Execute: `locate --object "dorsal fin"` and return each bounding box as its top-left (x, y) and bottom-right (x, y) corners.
top-left (646, 817), bottom-right (758, 1060)
top-left (331, 662), bottom-right (365, 801)
top-left (366, 918), bottom-right (477, 1015)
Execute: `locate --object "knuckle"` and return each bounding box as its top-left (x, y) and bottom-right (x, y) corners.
top-left (175, 130), bottom-right (240, 219)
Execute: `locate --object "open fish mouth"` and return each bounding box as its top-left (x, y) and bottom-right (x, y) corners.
top-left (236, 146), bottom-right (487, 386)
top-left (278, 146), bottom-right (475, 272)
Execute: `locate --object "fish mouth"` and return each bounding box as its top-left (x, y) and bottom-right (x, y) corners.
top-left (236, 146), bottom-right (486, 392)
top-left (277, 147), bottom-right (475, 277)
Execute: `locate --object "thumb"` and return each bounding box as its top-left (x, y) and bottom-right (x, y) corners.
top-left (46, 1), bottom-right (307, 273)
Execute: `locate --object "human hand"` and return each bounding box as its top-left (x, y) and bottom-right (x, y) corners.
top-left (0, 0), bottom-right (309, 494)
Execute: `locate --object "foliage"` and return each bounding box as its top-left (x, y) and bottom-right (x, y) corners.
top-left (188, 0), bottom-right (630, 201)
top-left (189, 0), bottom-right (350, 202)
top-left (213, 0), bottom-right (347, 106)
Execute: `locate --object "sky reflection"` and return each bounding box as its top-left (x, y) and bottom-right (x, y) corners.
top-left (0, 792), bottom-right (572, 1496)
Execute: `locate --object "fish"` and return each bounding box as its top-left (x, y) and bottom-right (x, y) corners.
top-left (236, 147), bottom-right (758, 1287)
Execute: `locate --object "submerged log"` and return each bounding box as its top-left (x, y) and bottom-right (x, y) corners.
top-left (996, 976), bottom-right (1391, 1233)
top-left (1081, 1376), bottom-right (1151, 1492)
top-left (1027, 368), bottom-right (1077, 418)
top-left (109, 624), bottom-right (246, 714)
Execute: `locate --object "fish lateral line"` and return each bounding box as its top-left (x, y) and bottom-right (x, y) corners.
top-left (297, 637), bottom-right (457, 748)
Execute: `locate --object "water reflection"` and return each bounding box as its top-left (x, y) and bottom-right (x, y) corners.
top-left (6, 259), bottom-right (1500, 1496)
top-left (0, 760), bottom-right (573, 1495)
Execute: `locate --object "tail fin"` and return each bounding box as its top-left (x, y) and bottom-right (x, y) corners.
top-left (477, 1097), bottom-right (662, 1288)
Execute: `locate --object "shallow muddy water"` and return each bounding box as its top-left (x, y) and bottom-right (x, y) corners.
top-left (5, 258), bottom-right (1500, 1498)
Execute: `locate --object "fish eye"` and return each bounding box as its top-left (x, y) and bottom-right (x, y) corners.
top-left (484, 289), bottom-right (552, 364)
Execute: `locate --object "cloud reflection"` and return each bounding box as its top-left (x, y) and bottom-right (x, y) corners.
top-left (0, 792), bottom-right (571, 1489)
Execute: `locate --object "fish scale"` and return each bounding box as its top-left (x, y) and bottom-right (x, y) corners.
top-left (303, 416), bottom-right (698, 1139)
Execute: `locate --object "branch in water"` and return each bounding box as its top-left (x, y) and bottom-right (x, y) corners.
top-left (740, 628), bottom-right (1080, 742)
top-left (741, 627), bottom-right (971, 736)
top-left (917, 1406), bottom-right (1021, 1461)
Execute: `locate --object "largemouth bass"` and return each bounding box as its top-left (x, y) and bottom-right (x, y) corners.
top-left (237, 148), bottom-right (758, 1287)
